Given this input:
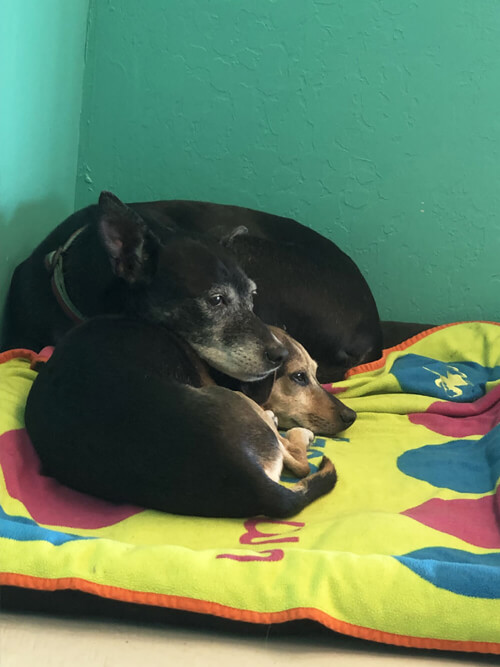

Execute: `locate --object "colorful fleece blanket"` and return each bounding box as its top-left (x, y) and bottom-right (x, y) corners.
top-left (1, 322), bottom-right (500, 654)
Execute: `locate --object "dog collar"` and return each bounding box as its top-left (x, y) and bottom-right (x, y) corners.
top-left (44, 226), bottom-right (88, 325)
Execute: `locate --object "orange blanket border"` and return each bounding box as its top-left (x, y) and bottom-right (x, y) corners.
top-left (0, 348), bottom-right (40, 365)
top-left (1, 572), bottom-right (499, 655)
top-left (346, 321), bottom-right (500, 378)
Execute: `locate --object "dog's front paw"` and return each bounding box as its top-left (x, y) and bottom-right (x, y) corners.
top-left (264, 410), bottom-right (279, 427)
top-left (285, 427), bottom-right (314, 449)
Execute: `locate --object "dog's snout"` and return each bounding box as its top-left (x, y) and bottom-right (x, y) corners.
top-left (265, 344), bottom-right (288, 367)
top-left (340, 406), bottom-right (356, 427)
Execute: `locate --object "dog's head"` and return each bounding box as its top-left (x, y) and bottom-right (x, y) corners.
top-left (263, 326), bottom-right (356, 435)
top-left (96, 192), bottom-right (287, 381)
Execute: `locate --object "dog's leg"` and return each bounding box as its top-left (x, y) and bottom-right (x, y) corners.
top-left (280, 428), bottom-right (314, 478)
top-left (259, 456), bottom-right (337, 518)
top-left (261, 408), bottom-right (313, 478)
top-left (263, 409), bottom-right (278, 426)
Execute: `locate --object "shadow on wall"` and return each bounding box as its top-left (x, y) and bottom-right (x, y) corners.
top-left (0, 198), bottom-right (68, 342)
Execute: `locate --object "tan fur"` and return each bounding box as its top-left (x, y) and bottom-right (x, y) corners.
top-left (199, 327), bottom-right (353, 481)
top-left (264, 326), bottom-right (355, 436)
top-left (280, 428), bottom-right (313, 477)
top-left (235, 393), bottom-right (314, 479)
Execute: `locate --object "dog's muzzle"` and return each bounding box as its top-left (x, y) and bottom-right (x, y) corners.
top-left (264, 342), bottom-right (288, 370)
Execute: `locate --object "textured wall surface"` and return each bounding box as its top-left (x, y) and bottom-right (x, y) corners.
top-left (76, 0), bottom-right (500, 322)
top-left (0, 0), bottom-right (89, 317)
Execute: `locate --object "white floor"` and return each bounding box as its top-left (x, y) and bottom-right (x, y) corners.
top-left (1, 611), bottom-right (499, 667)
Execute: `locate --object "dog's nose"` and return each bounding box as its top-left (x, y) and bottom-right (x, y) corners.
top-left (340, 406), bottom-right (356, 427)
top-left (265, 344), bottom-right (288, 367)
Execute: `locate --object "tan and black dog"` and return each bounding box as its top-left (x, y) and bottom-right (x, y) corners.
top-left (257, 325), bottom-right (356, 478)
top-left (265, 325), bottom-right (355, 436)
top-left (213, 323), bottom-right (356, 477)
top-left (25, 316), bottom-right (339, 519)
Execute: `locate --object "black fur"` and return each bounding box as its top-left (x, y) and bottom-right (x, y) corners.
top-left (5, 193), bottom-right (287, 382)
top-left (24, 317), bottom-right (336, 518)
top-left (3, 193), bottom-right (382, 381)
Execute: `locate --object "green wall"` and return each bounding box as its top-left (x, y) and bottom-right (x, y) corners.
top-left (75, 0), bottom-right (500, 324)
top-left (0, 0), bottom-right (89, 313)
top-left (3, 1), bottom-right (499, 325)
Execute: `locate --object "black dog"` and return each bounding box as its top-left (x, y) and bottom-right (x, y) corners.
top-left (3, 192), bottom-right (383, 381)
top-left (25, 315), bottom-right (337, 518)
top-left (32, 192), bottom-right (290, 380)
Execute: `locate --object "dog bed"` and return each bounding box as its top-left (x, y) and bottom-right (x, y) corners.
top-left (1, 322), bottom-right (500, 654)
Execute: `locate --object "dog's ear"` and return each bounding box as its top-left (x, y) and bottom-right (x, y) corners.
top-left (239, 371), bottom-right (276, 405)
top-left (97, 191), bottom-right (158, 283)
top-left (219, 225), bottom-right (248, 248)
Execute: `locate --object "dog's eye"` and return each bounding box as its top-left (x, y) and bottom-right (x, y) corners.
top-left (208, 294), bottom-right (225, 307)
top-left (291, 372), bottom-right (309, 386)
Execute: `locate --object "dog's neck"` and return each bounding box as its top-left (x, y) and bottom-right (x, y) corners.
top-left (208, 367), bottom-right (275, 405)
top-left (45, 224), bottom-right (128, 323)
top-left (44, 226), bottom-right (87, 324)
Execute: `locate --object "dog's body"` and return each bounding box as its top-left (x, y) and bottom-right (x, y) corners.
top-left (23, 194), bottom-right (343, 517)
top-left (3, 194), bottom-right (383, 381)
top-left (25, 316), bottom-right (339, 518)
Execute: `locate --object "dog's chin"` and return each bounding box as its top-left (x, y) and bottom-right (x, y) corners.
top-left (191, 345), bottom-right (278, 382)
top-left (243, 370), bottom-right (277, 382)
top-left (275, 415), bottom-right (303, 431)
top-left (276, 414), bottom-right (344, 436)
top-left (213, 365), bottom-right (275, 383)
top-left (191, 343), bottom-right (279, 382)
